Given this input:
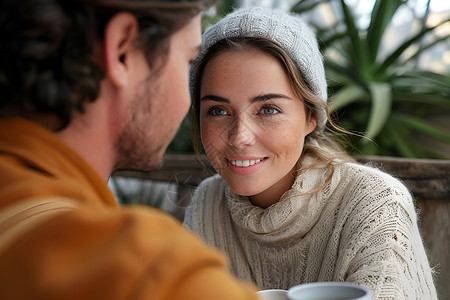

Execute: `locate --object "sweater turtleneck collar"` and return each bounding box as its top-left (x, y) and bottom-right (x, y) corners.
top-left (225, 155), bottom-right (336, 244)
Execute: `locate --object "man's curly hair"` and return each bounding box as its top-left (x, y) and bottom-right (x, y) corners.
top-left (0, 0), bottom-right (214, 129)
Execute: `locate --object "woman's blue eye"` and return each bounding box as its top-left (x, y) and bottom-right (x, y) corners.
top-left (260, 105), bottom-right (280, 115)
top-left (209, 107), bottom-right (228, 116)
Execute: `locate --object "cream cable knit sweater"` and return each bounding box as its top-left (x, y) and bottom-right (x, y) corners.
top-left (184, 158), bottom-right (437, 299)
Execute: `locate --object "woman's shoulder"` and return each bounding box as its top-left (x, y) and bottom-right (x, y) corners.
top-left (341, 160), bottom-right (407, 189)
top-left (337, 161), bottom-right (414, 209)
top-left (191, 174), bottom-right (227, 202)
top-left (197, 173), bottom-right (226, 190)
top-left (185, 174), bottom-right (227, 225)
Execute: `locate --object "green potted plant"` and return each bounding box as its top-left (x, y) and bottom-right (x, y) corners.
top-left (292, 0), bottom-right (450, 158)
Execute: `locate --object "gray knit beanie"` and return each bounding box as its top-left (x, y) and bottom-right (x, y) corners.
top-left (190, 6), bottom-right (328, 130)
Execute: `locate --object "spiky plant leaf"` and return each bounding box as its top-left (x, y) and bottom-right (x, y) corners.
top-left (329, 85), bottom-right (366, 111)
top-left (365, 82), bottom-right (392, 141)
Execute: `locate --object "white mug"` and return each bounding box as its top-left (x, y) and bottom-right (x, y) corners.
top-left (287, 282), bottom-right (371, 300)
top-left (257, 289), bottom-right (289, 300)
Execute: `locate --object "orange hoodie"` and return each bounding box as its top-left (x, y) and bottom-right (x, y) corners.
top-left (0, 117), bottom-right (259, 300)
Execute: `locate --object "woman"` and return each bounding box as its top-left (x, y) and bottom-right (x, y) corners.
top-left (184, 7), bottom-right (437, 299)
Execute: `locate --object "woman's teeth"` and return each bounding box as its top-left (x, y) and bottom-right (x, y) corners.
top-left (230, 159), bottom-right (262, 167)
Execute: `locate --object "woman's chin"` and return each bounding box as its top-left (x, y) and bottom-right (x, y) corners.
top-left (226, 183), bottom-right (260, 197)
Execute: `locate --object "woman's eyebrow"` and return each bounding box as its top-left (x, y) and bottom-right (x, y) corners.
top-left (200, 95), bottom-right (230, 103)
top-left (200, 93), bottom-right (291, 103)
top-left (251, 93), bottom-right (291, 102)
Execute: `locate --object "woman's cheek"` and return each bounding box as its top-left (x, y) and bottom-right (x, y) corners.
top-left (202, 127), bottom-right (226, 168)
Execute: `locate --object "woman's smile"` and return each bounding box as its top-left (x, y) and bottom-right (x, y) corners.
top-left (228, 157), bottom-right (266, 167)
top-left (226, 157), bottom-right (268, 175)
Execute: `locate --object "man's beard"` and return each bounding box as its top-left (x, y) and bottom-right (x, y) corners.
top-left (112, 81), bottom-right (167, 172)
top-left (113, 123), bottom-right (166, 172)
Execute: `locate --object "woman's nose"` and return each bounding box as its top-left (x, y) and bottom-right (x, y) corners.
top-left (227, 116), bottom-right (256, 149)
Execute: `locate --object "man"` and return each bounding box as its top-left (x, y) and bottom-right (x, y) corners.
top-left (0, 0), bottom-right (259, 299)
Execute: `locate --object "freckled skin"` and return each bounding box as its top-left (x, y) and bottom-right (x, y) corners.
top-left (199, 47), bottom-right (316, 208)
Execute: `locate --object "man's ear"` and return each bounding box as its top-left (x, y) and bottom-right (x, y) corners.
top-left (103, 12), bottom-right (139, 88)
